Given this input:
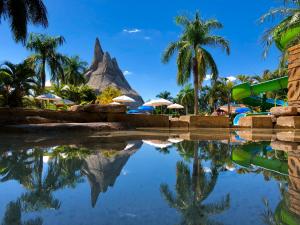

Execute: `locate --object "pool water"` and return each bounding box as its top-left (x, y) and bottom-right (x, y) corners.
top-left (0, 130), bottom-right (299, 225)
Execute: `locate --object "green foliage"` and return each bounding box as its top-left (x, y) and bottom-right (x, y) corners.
top-left (261, 0), bottom-right (300, 56)
top-left (176, 84), bottom-right (194, 114)
top-left (51, 84), bottom-right (96, 104)
top-left (26, 33), bottom-right (67, 88)
top-left (0, 0), bottom-right (48, 43)
top-left (156, 91), bottom-right (174, 101)
top-left (96, 86), bottom-right (122, 104)
top-left (62, 56), bottom-right (88, 86)
top-left (162, 11), bottom-right (230, 114)
top-left (0, 61), bottom-right (38, 107)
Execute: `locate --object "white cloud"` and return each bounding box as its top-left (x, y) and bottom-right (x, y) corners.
top-left (45, 80), bottom-right (52, 87)
top-left (123, 70), bottom-right (132, 76)
top-left (123, 28), bottom-right (141, 33)
top-left (226, 76), bottom-right (237, 82)
top-left (204, 74), bottom-right (212, 81)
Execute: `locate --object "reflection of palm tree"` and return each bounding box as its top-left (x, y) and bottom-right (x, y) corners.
top-left (161, 161), bottom-right (230, 225)
top-left (2, 200), bottom-right (43, 225)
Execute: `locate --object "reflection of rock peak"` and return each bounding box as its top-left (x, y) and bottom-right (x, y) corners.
top-left (82, 141), bottom-right (142, 207)
top-left (85, 38), bottom-right (144, 108)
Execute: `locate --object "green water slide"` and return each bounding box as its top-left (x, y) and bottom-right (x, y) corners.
top-left (232, 76), bottom-right (288, 107)
top-left (231, 143), bottom-right (288, 175)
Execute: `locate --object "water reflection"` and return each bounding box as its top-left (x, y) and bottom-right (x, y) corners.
top-left (0, 130), bottom-right (299, 224)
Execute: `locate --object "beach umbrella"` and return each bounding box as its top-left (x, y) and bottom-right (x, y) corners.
top-left (110, 102), bottom-right (121, 105)
top-left (127, 109), bottom-right (141, 114)
top-left (138, 106), bottom-right (154, 111)
top-left (143, 100), bottom-right (155, 106)
top-left (167, 103), bottom-right (184, 109)
top-left (113, 95), bottom-right (135, 103)
top-left (168, 138), bottom-right (184, 143)
top-left (142, 140), bottom-right (172, 149)
top-left (36, 93), bottom-right (62, 101)
top-left (149, 98), bottom-right (172, 106)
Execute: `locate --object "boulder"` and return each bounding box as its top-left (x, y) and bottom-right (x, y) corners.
top-left (82, 104), bottom-right (126, 113)
top-left (238, 116), bottom-right (273, 128)
top-left (69, 105), bottom-right (84, 112)
top-left (276, 116), bottom-right (300, 129)
top-left (270, 106), bottom-right (298, 116)
top-left (85, 38), bottom-right (144, 108)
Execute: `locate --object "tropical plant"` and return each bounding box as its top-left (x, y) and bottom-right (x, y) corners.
top-left (218, 78), bottom-right (235, 115)
top-left (0, 0), bottom-right (48, 43)
top-left (26, 33), bottom-right (67, 88)
top-left (162, 12), bottom-right (230, 114)
top-left (51, 84), bottom-right (96, 104)
top-left (63, 56), bottom-right (87, 86)
top-left (176, 84), bottom-right (194, 114)
top-left (261, 0), bottom-right (300, 57)
top-left (156, 91), bottom-right (173, 101)
top-left (0, 61), bottom-right (37, 107)
top-left (96, 86), bottom-right (121, 104)
top-left (236, 75), bottom-right (251, 84)
top-left (160, 161), bottom-right (230, 225)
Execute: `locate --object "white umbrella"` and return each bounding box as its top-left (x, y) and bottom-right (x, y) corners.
top-left (149, 98), bottom-right (172, 106)
top-left (36, 93), bottom-right (62, 101)
top-left (113, 95), bottom-right (135, 103)
top-left (143, 100), bottom-right (155, 106)
top-left (168, 138), bottom-right (184, 143)
top-left (110, 102), bottom-right (121, 105)
top-left (167, 103), bottom-right (184, 109)
top-left (143, 140), bottom-right (172, 149)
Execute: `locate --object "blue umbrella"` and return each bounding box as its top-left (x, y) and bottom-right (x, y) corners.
top-left (236, 107), bottom-right (251, 114)
top-left (138, 106), bottom-right (154, 111)
top-left (127, 109), bottom-right (141, 114)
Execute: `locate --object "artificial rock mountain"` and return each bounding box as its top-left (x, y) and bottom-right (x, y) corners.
top-left (86, 38), bottom-right (144, 107)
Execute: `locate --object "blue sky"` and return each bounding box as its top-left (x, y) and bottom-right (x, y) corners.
top-left (0, 0), bottom-right (284, 100)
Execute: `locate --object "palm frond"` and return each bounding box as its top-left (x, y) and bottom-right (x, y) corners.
top-left (203, 36), bottom-right (230, 55)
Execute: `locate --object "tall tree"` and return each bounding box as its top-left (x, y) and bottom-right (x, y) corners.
top-left (0, 0), bottom-right (48, 43)
top-left (156, 91), bottom-right (173, 101)
top-left (26, 33), bottom-right (66, 89)
top-left (63, 56), bottom-right (87, 86)
top-left (162, 12), bottom-right (230, 114)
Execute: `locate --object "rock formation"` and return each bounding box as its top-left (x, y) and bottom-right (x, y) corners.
top-left (85, 38), bottom-right (144, 108)
top-left (81, 140), bottom-right (142, 207)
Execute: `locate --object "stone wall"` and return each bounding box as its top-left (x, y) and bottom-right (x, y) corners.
top-left (288, 44), bottom-right (300, 107)
top-left (238, 116), bottom-right (274, 128)
top-left (180, 115), bottom-right (230, 128)
top-left (108, 114), bottom-right (170, 127)
top-left (0, 106), bottom-right (126, 125)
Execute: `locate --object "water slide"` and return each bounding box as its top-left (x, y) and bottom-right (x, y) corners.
top-left (231, 143), bottom-right (288, 176)
top-left (232, 76), bottom-right (288, 108)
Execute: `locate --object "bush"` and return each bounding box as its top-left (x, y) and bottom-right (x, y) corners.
top-left (96, 86), bottom-right (121, 104)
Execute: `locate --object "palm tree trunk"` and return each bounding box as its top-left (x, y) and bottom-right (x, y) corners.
top-left (192, 141), bottom-right (199, 196)
top-left (227, 93), bottom-right (231, 117)
top-left (193, 58), bottom-right (199, 115)
top-left (41, 58), bottom-right (46, 89)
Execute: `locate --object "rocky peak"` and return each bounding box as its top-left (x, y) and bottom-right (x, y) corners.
top-left (85, 37), bottom-right (144, 108)
top-left (90, 38), bottom-right (104, 70)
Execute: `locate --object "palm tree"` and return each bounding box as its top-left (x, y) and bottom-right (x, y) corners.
top-left (160, 161), bottom-right (230, 225)
top-left (177, 84), bottom-right (194, 114)
top-left (219, 78), bottom-right (235, 116)
top-left (236, 75), bottom-right (250, 84)
top-left (162, 12), bottom-right (230, 115)
top-left (156, 90), bottom-right (173, 101)
top-left (26, 33), bottom-right (66, 89)
top-left (0, 61), bottom-right (37, 107)
top-left (63, 56), bottom-right (88, 86)
top-left (261, 0), bottom-right (300, 57)
top-left (0, 0), bottom-right (48, 43)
